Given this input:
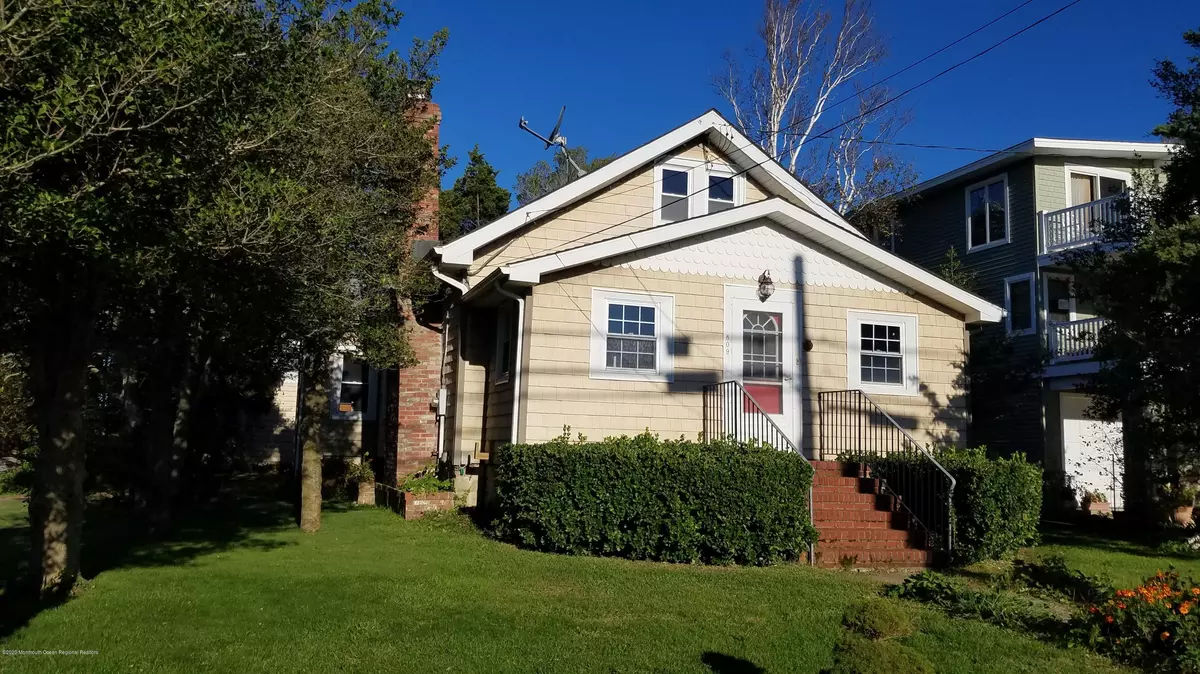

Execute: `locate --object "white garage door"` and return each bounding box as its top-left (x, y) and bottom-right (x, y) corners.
top-left (1061, 393), bottom-right (1124, 510)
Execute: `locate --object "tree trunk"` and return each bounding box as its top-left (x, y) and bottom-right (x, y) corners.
top-left (27, 298), bottom-right (97, 595)
top-left (298, 353), bottom-right (330, 533)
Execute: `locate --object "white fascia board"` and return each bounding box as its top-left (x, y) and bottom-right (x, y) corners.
top-left (501, 197), bottom-right (1003, 324)
top-left (435, 113), bottom-right (725, 267)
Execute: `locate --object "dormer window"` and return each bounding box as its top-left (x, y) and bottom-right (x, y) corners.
top-left (655, 158), bottom-right (743, 225)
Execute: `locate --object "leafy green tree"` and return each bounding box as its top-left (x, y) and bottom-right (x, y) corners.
top-left (0, 0), bottom-right (444, 591)
top-left (439, 146), bottom-right (511, 241)
top-left (1067, 29), bottom-right (1200, 515)
top-left (514, 146), bottom-right (612, 206)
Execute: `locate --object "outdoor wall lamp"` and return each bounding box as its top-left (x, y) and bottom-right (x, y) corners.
top-left (757, 271), bottom-right (775, 301)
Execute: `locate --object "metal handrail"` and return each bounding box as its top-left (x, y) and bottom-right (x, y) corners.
top-left (818, 389), bottom-right (956, 552)
top-left (702, 381), bottom-right (814, 564)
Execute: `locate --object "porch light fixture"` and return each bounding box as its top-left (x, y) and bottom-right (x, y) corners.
top-left (757, 271), bottom-right (775, 301)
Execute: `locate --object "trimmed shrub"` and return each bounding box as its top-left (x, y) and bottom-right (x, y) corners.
top-left (854, 446), bottom-right (1042, 564)
top-left (827, 634), bottom-right (933, 674)
top-left (491, 431), bottom-right (816, 565)
top-left (842, 599), bottom-right (916, 640)
top-left (940, 447), bottom-right (1042, 564)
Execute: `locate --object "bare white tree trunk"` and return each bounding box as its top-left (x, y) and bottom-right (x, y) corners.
top-left (717, 0), bottom-right (914, 228)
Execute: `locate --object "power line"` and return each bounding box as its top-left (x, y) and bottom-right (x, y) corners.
top-left (522, 0), bottom-right (1039, 221)
top-left (529, 0), bottom-right (1085, 262)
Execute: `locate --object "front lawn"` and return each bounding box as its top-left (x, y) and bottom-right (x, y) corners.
top-left (0, 492), bottom-right (1124, 673)
top-left (1022, 523), bottom-right (1200, 588)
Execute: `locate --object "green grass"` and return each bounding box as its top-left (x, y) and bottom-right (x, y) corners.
top-left (0, 493), bottom-right (1126, 673)
top-left (1020, 523), bottom-right (1200, 589)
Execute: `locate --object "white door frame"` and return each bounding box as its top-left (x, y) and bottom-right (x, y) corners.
top-left (723, 284), bottom-right (802, 447)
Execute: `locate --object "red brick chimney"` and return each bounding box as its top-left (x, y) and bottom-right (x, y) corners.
top-left (388, 99), bottom-right (444, 483)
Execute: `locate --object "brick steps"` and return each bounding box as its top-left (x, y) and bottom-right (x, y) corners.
top-left (810, 460), bottom-right (934, 570)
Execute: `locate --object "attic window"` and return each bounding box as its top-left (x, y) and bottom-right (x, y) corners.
top-left (709, 175), bottom-right (735, 213)
top-left (661, 169), bottom-right (689, 223)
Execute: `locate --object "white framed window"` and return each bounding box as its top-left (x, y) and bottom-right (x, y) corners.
top-left (1064, 164), bottom-right (1130, 206)
top-left (654, 157), bottom-right (743, 226)
top-left (589, 288), bottom-right (675, 383)
top-left (330, 353), bottom-right (376, 420)
top-left (964, 174), bottom-right (1009, 251)
top-left (846, 310), bottom-right (919, 397)
top-left (1004, 273), bottom-right (1036, 336)
top-left (493, 304), bottom-right (513, 384)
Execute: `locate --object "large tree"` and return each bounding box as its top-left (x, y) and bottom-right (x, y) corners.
top-left (1067, 29), bottom-right (1200, 515)
top-left (440, 145), bottom-right (511, 241)
top-left (0, 0), bottom-right (443, 591)
top-left (716, 0), bottom-right (914, 235)
top-left (514, 146), bottom-right (612, 206)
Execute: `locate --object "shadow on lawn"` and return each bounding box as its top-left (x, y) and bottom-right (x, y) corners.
top-left (0, 475), bottom-right (299, 640)
top-left (701, 651), bottom-right (767, 674)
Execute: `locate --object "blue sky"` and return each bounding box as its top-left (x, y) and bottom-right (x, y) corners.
top-left (401, 0), bottom-right (1200, 193)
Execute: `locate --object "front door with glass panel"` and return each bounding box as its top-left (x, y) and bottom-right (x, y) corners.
top-left (724, 284), bottom-right (801, 447)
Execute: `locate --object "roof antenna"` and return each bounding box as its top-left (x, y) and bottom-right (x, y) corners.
top-left (519, 106), bottom-right (588, 179)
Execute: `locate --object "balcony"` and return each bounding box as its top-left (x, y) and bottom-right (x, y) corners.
top-left (1039, 194), bottom-right (1126, 254)
top-left (1048, 317), bottom-right (1108, 363)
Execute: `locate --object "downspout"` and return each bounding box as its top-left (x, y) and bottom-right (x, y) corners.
top-left (430, 265), bottom-right (468, 466)
top-left (493, 281), bottom-right (524, 446)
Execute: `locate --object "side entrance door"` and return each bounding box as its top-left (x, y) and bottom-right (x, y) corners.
top-left (1061, 392), bottom-right (1124, 510)
top-left (723, 284), bottom-right (801, 449)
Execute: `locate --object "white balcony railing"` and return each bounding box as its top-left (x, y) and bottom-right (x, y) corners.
top-left (1048, 317), bottom-right (1108, 363)
top-left (1039, 194), bottom-right (1126, 254)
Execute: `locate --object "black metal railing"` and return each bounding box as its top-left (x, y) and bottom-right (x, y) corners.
top-left (817, 389), bottom-right (955, 552)
top-left (702, 381), bottom-right (803, 456)
top-left (702, 381), bottom-right (814, 564)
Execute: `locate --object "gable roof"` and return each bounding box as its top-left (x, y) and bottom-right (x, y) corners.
top-left (434, 109), bottom-right (865, 269)
top-left (895, 137), bottom-right (1174, 199)
top-left (499, 197), bottom-right (1003, 324)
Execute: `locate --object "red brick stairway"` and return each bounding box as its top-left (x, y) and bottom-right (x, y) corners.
top-left (810, 460), bottom-right (935, 569)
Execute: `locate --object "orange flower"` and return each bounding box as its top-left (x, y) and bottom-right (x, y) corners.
top-left (1089, 606), bottom-right (1099, 614)
top-left (1117, 603), bottom-right (1127, 609)
top-left (1162, 631), bottom-right (1171, 641)
top-left (1106, 616), bottom-right (1115, 624)
top-left (1181, 603), bottom-right (1191, 615)
top-left (1192, 587), bottom-right (1200, 596)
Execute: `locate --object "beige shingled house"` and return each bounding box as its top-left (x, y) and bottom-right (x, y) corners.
top-left (427, 110), bottom-right (1004, 485)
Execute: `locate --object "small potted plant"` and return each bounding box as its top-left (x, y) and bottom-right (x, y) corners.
top-left (1162, 483), bottom-right (1199, 527)
top-left (400, 466), bottom-right (453, 520)
top-left (345, 460), bottom-right (376, 506)
top-left (1080, 489), bottom-right (1110, 517)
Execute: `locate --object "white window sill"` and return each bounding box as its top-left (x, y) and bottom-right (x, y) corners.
top-left (589, 368), bottom-right (673, 384)
top-left (966, 239), bottom-right (1010, 254)
top-left (853, 382), bottom-right (921, 398)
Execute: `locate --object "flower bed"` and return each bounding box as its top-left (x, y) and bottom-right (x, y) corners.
top-left (1077, 570), bottom-right (1200, 673)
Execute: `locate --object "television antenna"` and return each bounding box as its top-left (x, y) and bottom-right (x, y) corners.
top-left (518, 106), bottom-right (588, 179)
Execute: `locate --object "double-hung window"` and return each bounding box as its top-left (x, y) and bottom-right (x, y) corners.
top-left (331, 353), bottom-right (374, 420)
top-left (1004, 273), bottom-right (1035, 336)
top-left (590, 289), bottom-right (675, 382)
top-left (655, 159), bottom-right (743, 225)
top-left (965, 175), bottom-right (1008, 250)
top-left (846, 310), bottom-right (918, 396)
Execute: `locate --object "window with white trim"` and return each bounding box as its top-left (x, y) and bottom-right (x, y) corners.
top-left (660, 168), bottom-right (690, 223)
top-left (846, 310), bottom-right (919, 396)
top-left (589, 288), bottom-right (675, 382)
top-left (330, 353), bottom-right (375, 420)
top-left (655, 158), bottom-right (743, 225)
top-left (965, 175), bottom-right (1008, 250)
top-left (493, 305), bottom-right (513, 384)
top-left (1004, 273), bottom-right (1035, 336)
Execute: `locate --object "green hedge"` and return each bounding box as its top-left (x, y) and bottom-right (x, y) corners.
top-left (852, 447), bottom-right (1042, 565)
top-left (491, 432), bottom-right (816, 565)
top-left (940, 447), bottom-right (1042, 564)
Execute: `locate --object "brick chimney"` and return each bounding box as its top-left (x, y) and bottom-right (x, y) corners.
top-left (388, 99), bottom-right (444, 483)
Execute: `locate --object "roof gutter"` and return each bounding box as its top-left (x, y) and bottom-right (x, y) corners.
top-left (430, 265), bottom-right (469, 294)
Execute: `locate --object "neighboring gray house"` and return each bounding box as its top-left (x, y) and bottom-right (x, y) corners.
top-left (891, 138), bottom-right (1172, 510)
